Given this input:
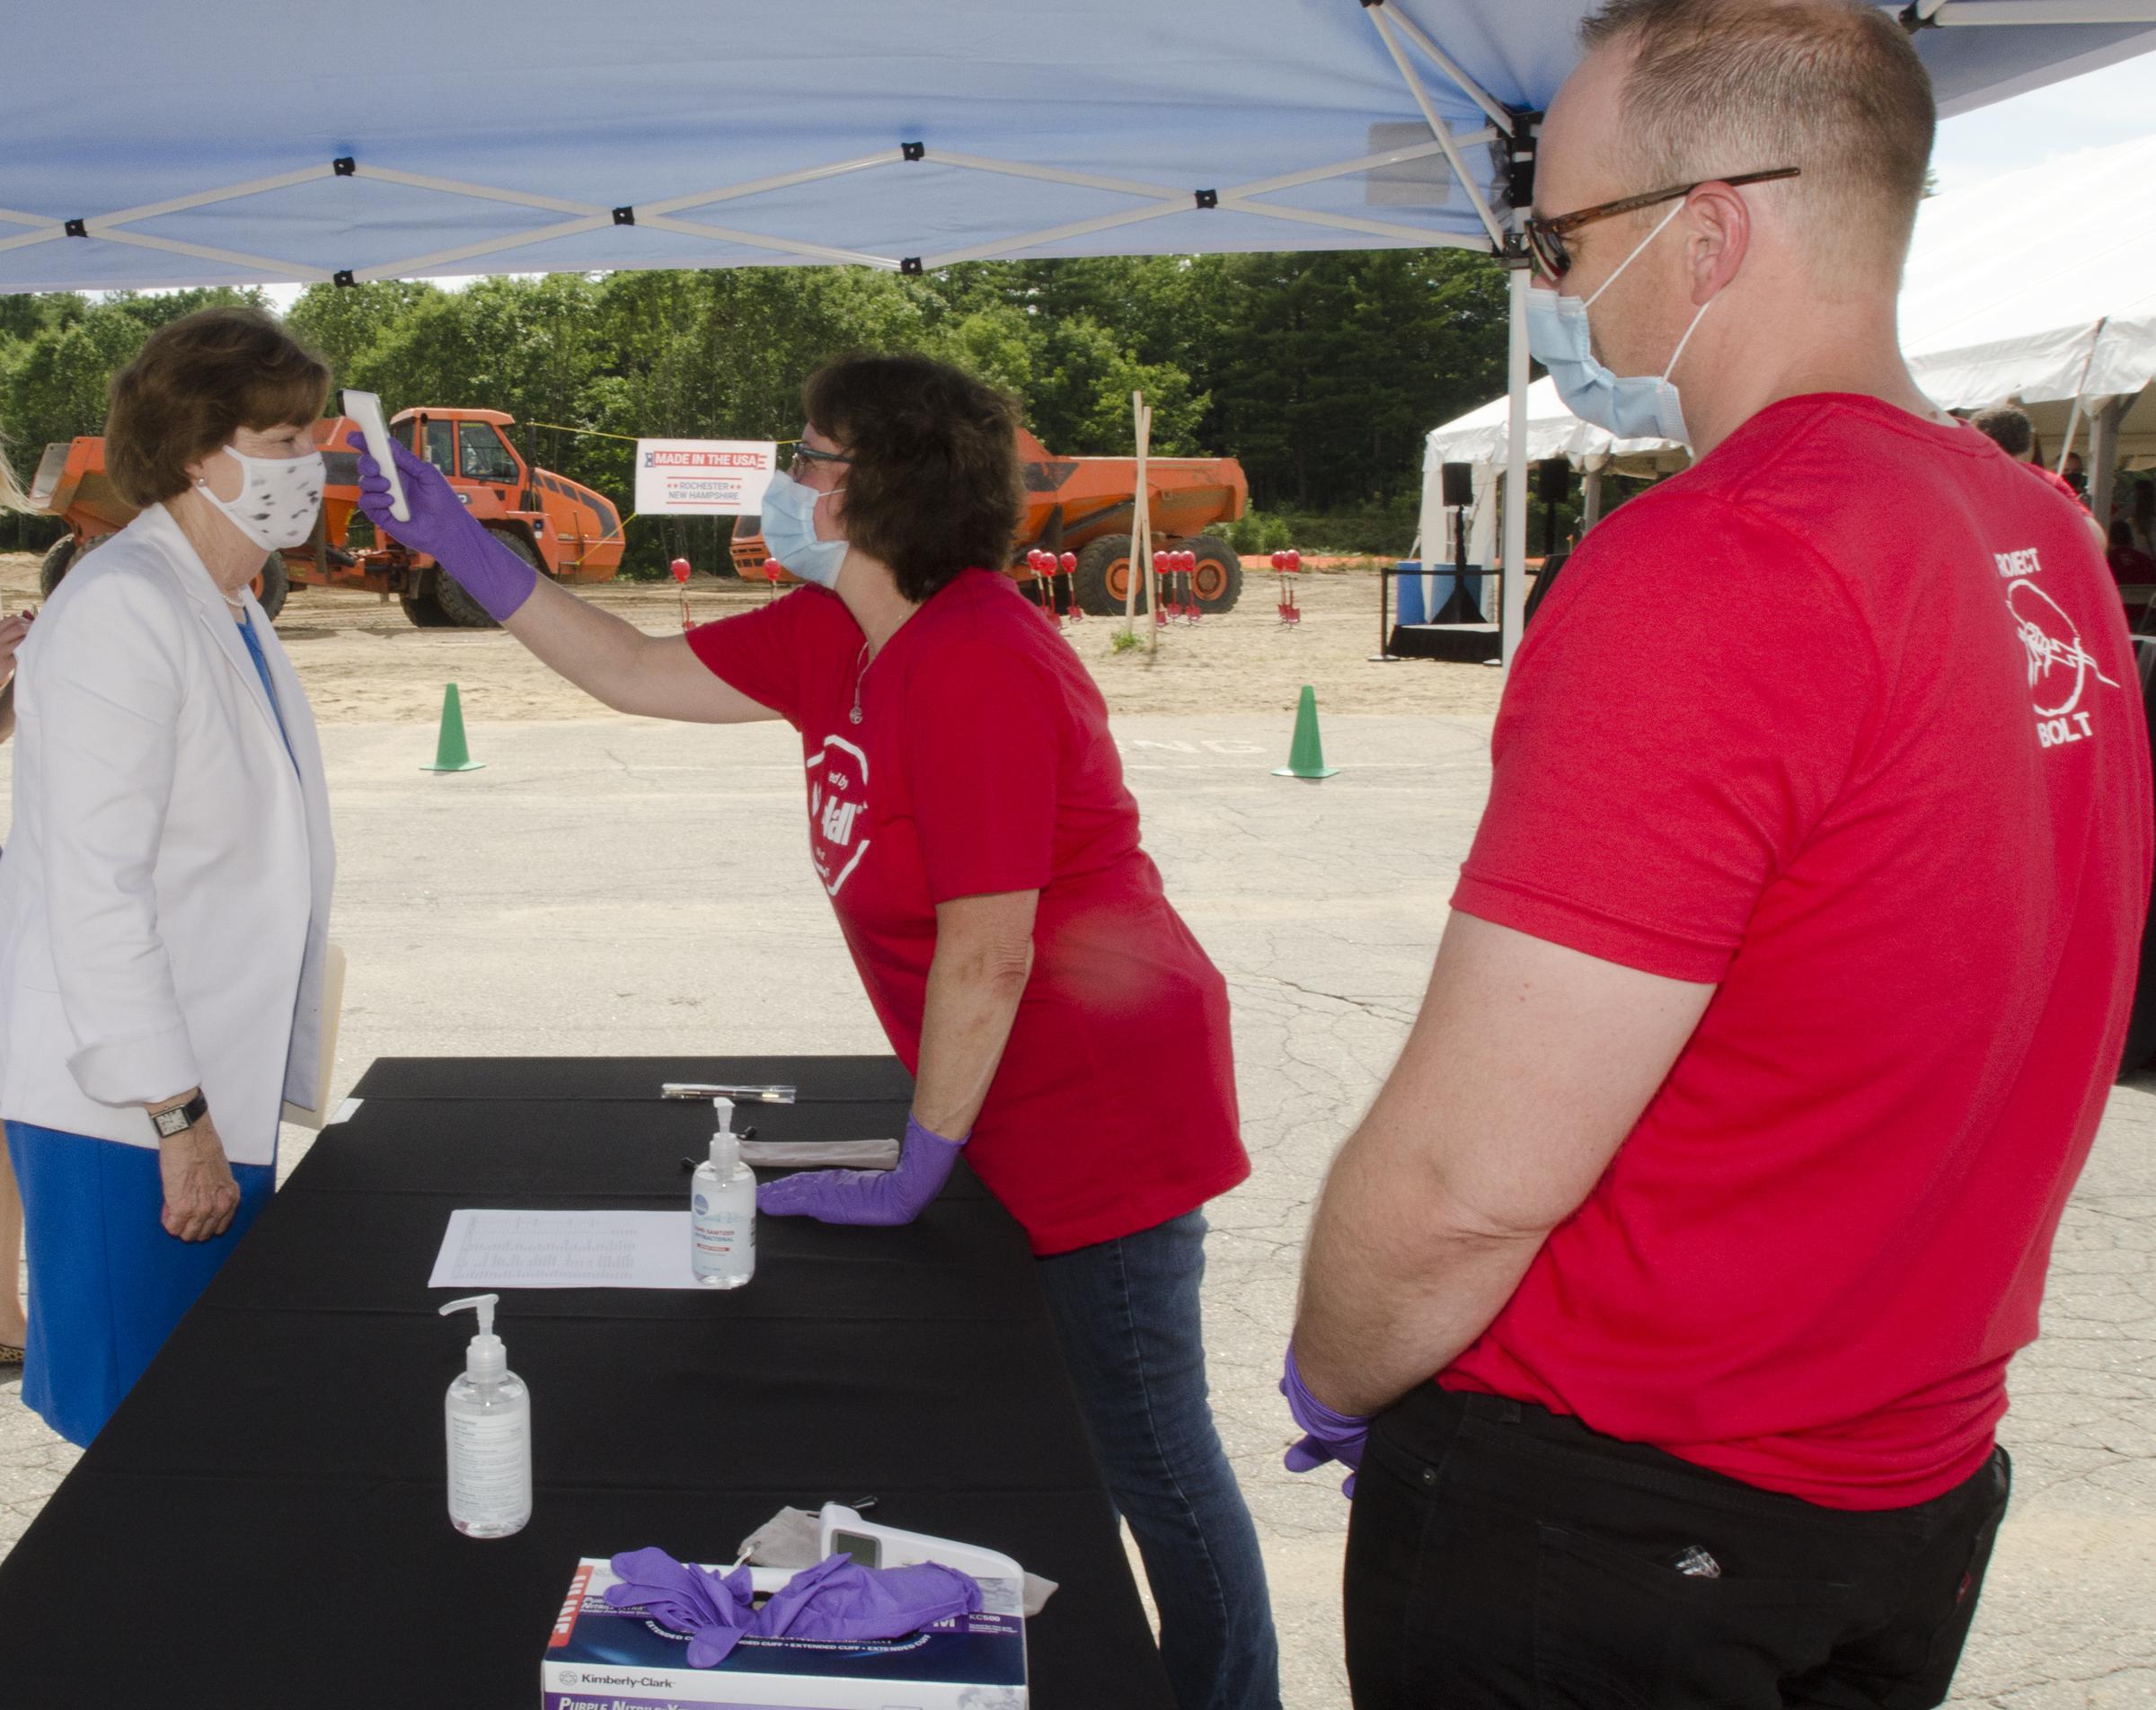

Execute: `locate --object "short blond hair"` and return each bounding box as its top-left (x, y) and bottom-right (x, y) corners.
top-left (1579, 0), bottom-right (1935, 283)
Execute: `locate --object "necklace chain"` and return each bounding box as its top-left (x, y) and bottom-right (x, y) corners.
top-left (849, 641), bottom-right (870, 726)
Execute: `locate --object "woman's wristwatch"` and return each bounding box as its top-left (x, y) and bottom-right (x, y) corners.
top-left (148, 1090), bottom-right (209, 1139)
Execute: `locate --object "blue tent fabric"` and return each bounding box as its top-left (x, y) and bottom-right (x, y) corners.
top-left (2, 0), bottom-right (2149, 293)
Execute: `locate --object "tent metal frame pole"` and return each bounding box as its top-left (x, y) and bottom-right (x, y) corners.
top-left (2090, 396), bottom-right (2127, 528)
top-left (1378, 4), bottom-right (1517, 131)
top-left (1366, 5), bottom-right (1507, 248)
top-left (1501, 266), bottom-right (1532, 669)
top-left (1, 130), bottom-right (1505, 289)
top-left (1922, 0), bottom-right (2156, 22)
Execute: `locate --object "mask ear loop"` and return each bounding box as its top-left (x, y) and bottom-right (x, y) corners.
top-left (1582, 196), bottom-right (1691, 311)
top-left (1661, 295), bottom-right (1714, 384)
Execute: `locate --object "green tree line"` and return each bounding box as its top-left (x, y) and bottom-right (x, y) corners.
top-left (1, 251), bottom-right (1507, 571)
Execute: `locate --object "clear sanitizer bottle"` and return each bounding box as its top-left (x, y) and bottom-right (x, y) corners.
top-left (438, 1291), bottom-right (532, 1538)
top-left (692, 1096), bottom-right (756, 1288)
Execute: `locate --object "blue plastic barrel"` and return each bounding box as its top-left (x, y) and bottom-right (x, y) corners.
top-left (1393, 560), bottom-right (1426, 626)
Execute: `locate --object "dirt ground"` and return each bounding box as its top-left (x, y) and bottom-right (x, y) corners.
top-left (0, 552), bottom-right (1507, 724)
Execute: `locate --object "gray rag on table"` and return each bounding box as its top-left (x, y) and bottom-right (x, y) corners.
top-left (738, 1505), bottom-right (1058, 1616)
top-left (739, 1138), bottom-right (900, 1170)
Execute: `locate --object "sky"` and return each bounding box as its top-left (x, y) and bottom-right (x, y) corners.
top-left (248, 55), bottom-right (2150, 317)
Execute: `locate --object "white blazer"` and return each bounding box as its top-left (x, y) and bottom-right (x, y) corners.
top-left (0, 504), bottom-right (335, 1167)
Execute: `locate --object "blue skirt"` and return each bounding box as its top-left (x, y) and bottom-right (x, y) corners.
top-left (5, 1122), bottom-right (274, 1447)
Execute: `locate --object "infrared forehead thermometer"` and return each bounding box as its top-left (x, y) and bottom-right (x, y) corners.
top-left (817, 1503), bottom-right (1025, 1586)
top-left (341, 388), bottom-right (409, 523)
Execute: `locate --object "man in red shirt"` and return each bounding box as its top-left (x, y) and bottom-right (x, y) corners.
top-left (1286, 3), bottom-right (2152, 1706)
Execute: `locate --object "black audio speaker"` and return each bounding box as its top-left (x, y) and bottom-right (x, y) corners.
top-left (1536, 459), bottom-right (1570, 504)
top-left (1440, 462), bottom-right (1474, 507)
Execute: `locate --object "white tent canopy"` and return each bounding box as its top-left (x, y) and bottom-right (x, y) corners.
top-left (4, 0), bottom-right (2152, 659)
top-left (1420, 124), bottom-right (2156, 606)
top-left (1904, 132), bottom-right (2156, 478)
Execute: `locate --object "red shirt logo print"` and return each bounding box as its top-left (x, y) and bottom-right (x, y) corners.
top-left (805, 733), bottom-right (872, 896)
top-left (1996, 547), bottom-right (2120, 748)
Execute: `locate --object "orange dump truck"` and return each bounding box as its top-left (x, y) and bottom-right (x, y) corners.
top-left (732, 428), bottom-right (1249, 615)
top-left (28, 406), bottom-right (623, 628)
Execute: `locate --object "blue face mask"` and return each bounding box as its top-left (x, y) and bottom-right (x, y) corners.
top-left (759, 468), bottom-right (850, 589)
top-left (1526, 198), bottom-right (1714, 446)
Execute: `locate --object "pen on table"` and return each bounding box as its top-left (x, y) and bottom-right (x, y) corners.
top-left (662, 1082), bottom-right (797, 1105)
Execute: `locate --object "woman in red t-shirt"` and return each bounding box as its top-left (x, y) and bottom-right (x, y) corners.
top-left (350, 354), bottom-right (1277, 1710)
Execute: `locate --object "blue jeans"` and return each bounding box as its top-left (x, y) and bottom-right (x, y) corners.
top-left (1035, 1211), bottom-right (1282, 1710)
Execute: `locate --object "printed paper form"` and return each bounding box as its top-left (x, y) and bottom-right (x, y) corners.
top-left (429, 1209), bottom-right (704, 1290)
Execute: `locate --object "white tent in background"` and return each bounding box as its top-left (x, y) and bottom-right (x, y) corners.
top-left (1903, 132), bottom-right (2156, 516)
top-left (1419, 128), bottom-right (2156, 620)
top-left (4, 0), bottom-right (2152, 664)
top-left (1417, 377), bottom-right (1684, 619)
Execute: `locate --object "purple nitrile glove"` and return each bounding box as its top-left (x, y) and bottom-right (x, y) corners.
top-left (605, 1547), bottom-right (755, 1667)
top-left (345, 431), bottom-right (537, 622)
top-left (1281, 1344), bottom-right (1372, 1498)
top-left (751, 1553), bottom-right (983, 1643)
top-left (755, 1112), bottom-right (964, 1228)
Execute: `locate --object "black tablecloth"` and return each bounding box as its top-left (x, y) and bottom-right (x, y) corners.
top-left (0, 1056), bottom-right (1173, 1708)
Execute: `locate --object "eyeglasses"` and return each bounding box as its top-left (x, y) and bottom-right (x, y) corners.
top-left (1523, 167), bottom-right (1800, 282)
top-left (785, 442), bottom-right (852, 478)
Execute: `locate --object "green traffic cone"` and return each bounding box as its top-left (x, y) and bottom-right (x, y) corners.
top-left (421, 683), bottom-right (485, 773)
top-left (1273, 684), bottom-right (1339, 780)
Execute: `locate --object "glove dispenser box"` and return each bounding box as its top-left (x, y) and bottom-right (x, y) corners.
top-left (543, 1556), bottom-right (1029, 1710)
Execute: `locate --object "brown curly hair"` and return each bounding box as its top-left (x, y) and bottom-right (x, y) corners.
top-left (801, 354), bottom-right (1025, 604)
top-left (106, 306), bottom-right (331, 507)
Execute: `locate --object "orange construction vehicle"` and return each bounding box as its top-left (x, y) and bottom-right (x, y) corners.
top-left (732, 428), bottom-right (1249, 616)
top-left (28, 406), bottom-right (623, 629)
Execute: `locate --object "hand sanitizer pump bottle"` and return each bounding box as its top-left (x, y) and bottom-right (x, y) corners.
top-left (438, 1292), bottom-right (532, 1538)
top-left (692, 1096), bottom-right (756, 1289)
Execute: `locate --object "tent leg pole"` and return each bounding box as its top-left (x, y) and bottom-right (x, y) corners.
top-left (2090, 397), bottom-right (2126, 529)
top-left (1500, 268), bottom-right (1531, 668)
top-left (1582, 464), bottom-right (1604, 533)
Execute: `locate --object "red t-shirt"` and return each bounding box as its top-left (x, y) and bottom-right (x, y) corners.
top-left (687, 569), bottom-right (1248, 1256)
top-left (1444, 396), bottom-right (2152, 1510)
top-left (2025, 461), bottom-right (2089, 509)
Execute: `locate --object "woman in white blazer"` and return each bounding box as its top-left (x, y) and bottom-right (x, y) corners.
top-left (0, 307), bottom-right (336, 1445)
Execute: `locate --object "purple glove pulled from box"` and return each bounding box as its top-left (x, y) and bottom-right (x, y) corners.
top-left (1281, 1343), bottom-right (1372, 1498)
top-left (754, 1554), bottom-right (983, 1643)
top-left (346, 432), bottom-right (537, 622)
top-left (756, 1113), bottom-right (964, 1227)
top-left (606, 1547), bottom-right (983, 1665)
top-left (605, 1547), bottom-right (755, 1667)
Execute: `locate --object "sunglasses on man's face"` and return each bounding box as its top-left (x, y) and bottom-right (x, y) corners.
top-left (1523, 167), bottom-right (1800, 282)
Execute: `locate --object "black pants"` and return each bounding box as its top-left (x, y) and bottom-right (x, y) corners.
top-left (1343, 1387), bottom-right (2010, 1709)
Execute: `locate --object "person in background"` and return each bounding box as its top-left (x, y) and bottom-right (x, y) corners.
top-left (1972, 405), bottom-right (2107, 547)
top-left (1287, 3), bottom-right (2151, 1706)
top-left (2133, 479), bottom-right (2155, 558)
top-left (2063, 448), bottom-right (2088, 498)
top-left (0, 442), bottom-right (32, 1371)
top-left (2109, 517), bottom-right (2156, 587)
top-left (0, 308), bottom-right (338, 1446)
top-left (350, 353), bottom-right (1279, 1710)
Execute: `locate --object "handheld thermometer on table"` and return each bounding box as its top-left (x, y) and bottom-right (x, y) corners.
top-left (342, 388), bottom-right (409, 522)
top-left (817, 1502), bottom-right (1025, 1586)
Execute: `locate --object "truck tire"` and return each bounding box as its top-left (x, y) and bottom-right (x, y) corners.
top-left (401, 588), bottom-right (454, 628)
top-left (433, 528), bottom-right (541, 630)
top-left (1186, 534), bottom-right (1244, 615)
top-left (1073, 533), bottom-right (1145, 617)
top-left (39, 534), bottom-right (81, 596)
top-left (253, 554), bottom-right (289, 621)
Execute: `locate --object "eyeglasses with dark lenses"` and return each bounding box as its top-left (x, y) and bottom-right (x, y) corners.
top-left (1523, 167), bottom-right (1800, 281)
top-left (785, 443), bottom-right (853, 477)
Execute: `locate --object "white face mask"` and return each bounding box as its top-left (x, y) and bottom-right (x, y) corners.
top-left (194, 443), bottom-right (326, 552)
top-left (1526, 198), bottom-right (1715, 446)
